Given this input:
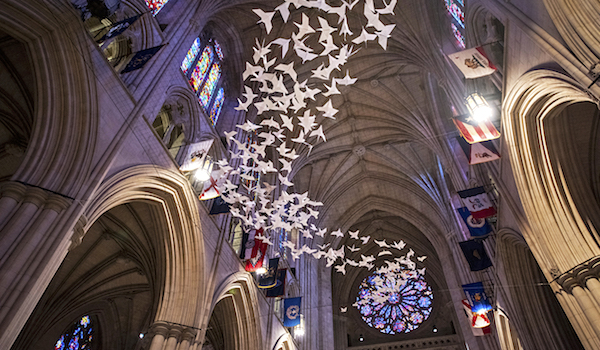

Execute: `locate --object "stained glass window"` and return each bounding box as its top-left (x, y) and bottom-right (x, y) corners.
top-left (145, 0), bottom-right (169, 16)
top-left (54, 315), bottom-right (93, 350)
top-left (445, 0), bottom-right (465, 28)
top-left (355, 266), bottom-right (433, 335)
top-left (190, 46), bottom-right (214, 92)
top-left (181, 38), bottom-right (202, 74)
top-left (214, 40), bottom-right (224, 60)
top-left (210, 88), bottom-right (224, 125)
top-left (199, 63), bottom-right (221, 108)
top-left (452, 23), bottom-right (466, 49)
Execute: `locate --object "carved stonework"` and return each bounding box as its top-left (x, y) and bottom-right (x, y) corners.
top-left (554, 256), bottom-right (600, 292)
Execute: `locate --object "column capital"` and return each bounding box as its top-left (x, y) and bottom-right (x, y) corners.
top-left (555, 256), bottom-right (600, 292)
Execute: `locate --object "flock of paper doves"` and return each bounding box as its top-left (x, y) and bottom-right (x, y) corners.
top-left (210, 0), bottom-right (427, 309)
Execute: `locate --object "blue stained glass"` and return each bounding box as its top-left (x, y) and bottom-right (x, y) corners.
top-left (199, 63), bottom-right (220, 108)
top-left (145, 0), bottom-right (170, 16)
top-left (209, 88), bottom-right (224, 125)
top-left (181, 38), bottom-right (202, 74)
top-left (356, 266), bottom-right (433, 334)
top-left (214, 40), bottom-right (224, 60)
top-left (445, 0), bottom-right (465, 28)
top-left (190, 46), bottom-right (214, 92)
top-left (55, 315), bottom-right (93, 350)
top-left (452, 23), bottom-right (466, 49)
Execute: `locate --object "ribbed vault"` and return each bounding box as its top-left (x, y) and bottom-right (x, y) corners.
top-left (11, 201), bottom-right (162, 350)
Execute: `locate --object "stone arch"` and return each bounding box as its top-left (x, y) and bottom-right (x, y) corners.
top-left (542, 0), bottom-right (600, 69)
top-left (503, 69), bottom-right (600, 273)
top-left (83, 165), bottom-right (205, 329)
top-left (0, 1), bottom-right (98, 197)
top-left (203, 272), bottom-right (263, 350)
top-left (503, 69), bottom-right (600, 348)
top-left (162, 85), bottom-right (211, 142)
top-left (495, 228), bottom-right (583, 350)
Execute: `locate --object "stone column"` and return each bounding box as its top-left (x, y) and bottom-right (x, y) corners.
top-left (555, 258), bottom-right (600, 349)
top-left (148, 323), bottom-right (170, 350)
top-left (0, 182), bottom-right (80, 350)
top-left (147, 321), bottom-right (198, 350)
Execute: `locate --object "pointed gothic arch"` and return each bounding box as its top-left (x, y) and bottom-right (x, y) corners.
top-left (203, 272), bottom-right (263, 350)
top-left (83, 165), bottom-right (205, 329)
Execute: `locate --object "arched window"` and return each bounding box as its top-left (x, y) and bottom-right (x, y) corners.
top-left (54, 315), bottom-right (93, 350)
top-left (444, 0), bottom-right (466, 48)
top-left (152, 104), bottom-right (186, 159)
top-left (145, 0), bottom-right (170, 16)
top-left (181, 38), bottom-right (226, 126)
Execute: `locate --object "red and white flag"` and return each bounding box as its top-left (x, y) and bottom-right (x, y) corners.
top-left (245, 228), bottom-right (268, 272)
top-left (448, 47), bottom-right (497, 79)
top-left (462, 300), bottom-right (492, 336)
top-left (198, 169), bottom-right (225, 201)
top-left (453, 115), bottom-right (500, 144)
top-left (457, 186), bottom-right (496, 219)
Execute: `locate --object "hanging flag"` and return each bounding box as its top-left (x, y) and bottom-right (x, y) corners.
top-left (461, 299), bottom-right (492, 334)
top-left (209, 196), bottom-right (230, 215)
top-left (121, 44), bottom-right (165, 73)
top-left (258, 258), bottom-right (280, 289)
top-left (456, 137), bottom-right (500, 164)
top-left (198, 169), bottom-right (225, 200)
top-left (283, 297), bottom-right (302, 327)
top-left (179, 139), bottom-right (215, 172)
top-left (463, 282), bottom-right (493, 316)
top-left (448, 46), bottom-right (497, 79)
top-left (453, 114), bottom-right (500, 144)
top-left (457, 186), bottom-right (496, 219)
top-left (266, 269), bottom-right (287, 297)
top-left (457, 207), bottom-right (492, 237)
top-left (245, 228), bottom-right (268, 272)
top-left (459, 240), bottom-right (493, 271)
top-left (98, 14), bottom-right (141, 42)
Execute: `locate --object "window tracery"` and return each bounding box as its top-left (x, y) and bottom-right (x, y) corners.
top-left (445, 0), bottom-right (466, 49)
top-left (181, 38), bottom-right (226, 126)
top-left (355, 267), bottom-right (433, 334)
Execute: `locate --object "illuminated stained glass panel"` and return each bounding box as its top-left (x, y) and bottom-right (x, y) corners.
top-left (199, 63), bottom-right (221, 108)
top-left (445, 0), bottom-right (465, 28)
top-left (452, 23), bottom-right (466, 49)
top-left (190, 46), bottom-right (214, 93)
top-left (54, 315), bottom-right (93, 350)
top-left (145, 0), bottom-right (169, 16)
top-left (209, 88), bottom-right (224, 125)
top-left (181, 38), bottom-right (201, 74)
top-left (355, 267), bottom-right (433, 335)
top-left (214, 40), bottom-right (224, 60)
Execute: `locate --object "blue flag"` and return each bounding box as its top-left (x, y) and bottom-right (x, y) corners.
top-left (121, 45), bottom-right (164, 73)
top-left (459, 240), bottom-right (493, 271)
top-left (462, 282), bottom-right (492, 315)
top-left (209, 196), bottom-right (230, 215)
top-left (283, 297), bottom-right (301, 327)
top-left (457, 207), bottom-right (492, 237)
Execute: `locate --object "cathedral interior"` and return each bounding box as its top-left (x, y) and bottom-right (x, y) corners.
top-left (0, 0), bottom-right (599, 349)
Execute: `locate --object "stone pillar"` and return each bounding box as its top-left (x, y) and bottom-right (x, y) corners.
top-left (0, 182), bottom-right (80, 350)
top-left (555, 257), bottom-right (600, 349)
top-left (148, 323), bottom-right (170, 350)
top-left (147, 321), bottom-right (198, 350)
top-left (178, 328), bottom-right (196, 350)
